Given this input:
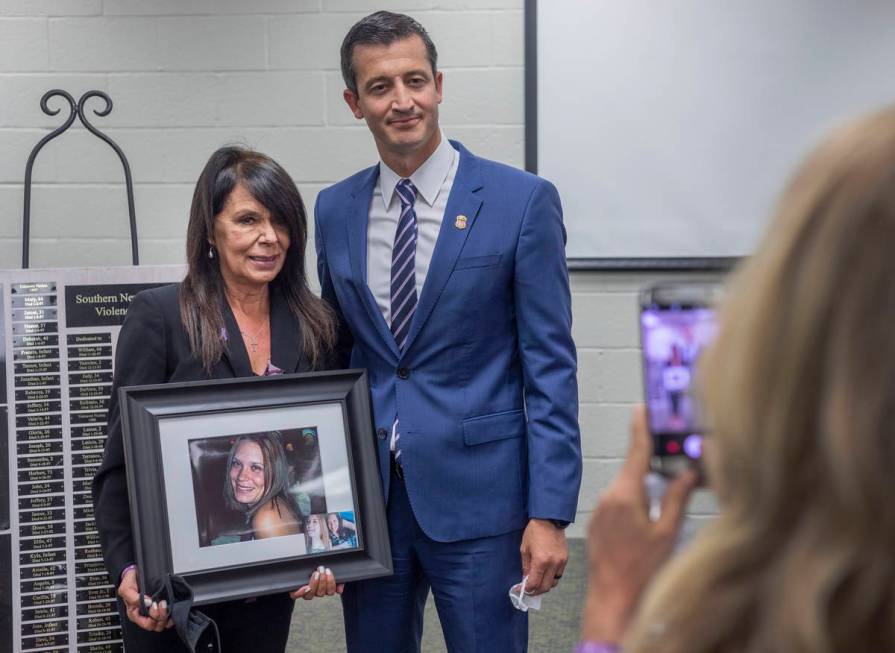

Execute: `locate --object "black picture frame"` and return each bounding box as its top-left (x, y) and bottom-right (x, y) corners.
top-left (119, 369), bottom-right (391, 606)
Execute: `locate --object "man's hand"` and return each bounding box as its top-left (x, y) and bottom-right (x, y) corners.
top-left (117, 566), bottom-right (172, 632)
top-left (290, 566), bottom-right (345, 601)
top-left (520, 518), bottom-right (568, 595)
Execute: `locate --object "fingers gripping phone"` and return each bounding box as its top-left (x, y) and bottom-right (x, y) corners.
top-left (639, 284), bottom-right (721, 479)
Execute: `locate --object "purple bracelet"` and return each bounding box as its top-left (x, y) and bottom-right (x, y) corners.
top-left (575, 643), bottom-right (621, 653)
top-left (119, 563), bottom-right (136, 585)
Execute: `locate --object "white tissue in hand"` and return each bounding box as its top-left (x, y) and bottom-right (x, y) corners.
top-left (508, 576), bottom-right (543, 612)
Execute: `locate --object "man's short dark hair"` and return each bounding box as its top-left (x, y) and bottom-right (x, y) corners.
top-left (340, 11), bottom-right (438, 95)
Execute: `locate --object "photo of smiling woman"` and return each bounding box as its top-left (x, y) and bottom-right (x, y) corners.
top-left (224, 433), bottom-right (301, 541)
top-left (188, 427), bottom-right (327, 547)
top-left (304, 513), bottom-right (332, 553)
top-left (327, 512), bottom-right (358, 549)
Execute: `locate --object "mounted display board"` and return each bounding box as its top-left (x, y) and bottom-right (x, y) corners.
top-left (529, 0), bottom-right (895, 267)
top-left (0, 265), bottom-right (184, 653)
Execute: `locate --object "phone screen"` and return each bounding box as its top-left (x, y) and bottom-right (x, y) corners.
top-left (640, 305), bottom-right (717, 460)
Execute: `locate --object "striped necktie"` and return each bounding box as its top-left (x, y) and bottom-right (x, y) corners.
top-left (390, 179), bottom-right (418, 350)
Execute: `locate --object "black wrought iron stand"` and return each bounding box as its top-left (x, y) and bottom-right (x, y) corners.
top-left (22, 89), bottom-right (139, 268)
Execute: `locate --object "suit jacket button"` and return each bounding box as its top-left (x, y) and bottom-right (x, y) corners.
top-left (377, 428), bottom-right (387, 440)
top-left (397, 367), bottom-right (410, 379)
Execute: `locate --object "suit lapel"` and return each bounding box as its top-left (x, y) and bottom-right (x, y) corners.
top-left (346, 166), bottom-right (401, 359)
top-left (269, 286), bottom-right (306, 373)
top-left (220, 298), bottom-right (254, 377)
top-left (402, 143), bottom-right (483, 354)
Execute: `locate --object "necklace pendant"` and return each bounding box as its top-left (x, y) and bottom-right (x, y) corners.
top-left (239, 325), bottom-right (264, 356)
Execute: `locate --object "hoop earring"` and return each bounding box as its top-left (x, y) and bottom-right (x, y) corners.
top-left (208, 246), bottom-right (215, 260)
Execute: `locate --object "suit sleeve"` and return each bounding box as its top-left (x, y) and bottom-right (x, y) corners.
top-left (92, 290), bottom-right (168, 585)
top-left (513, 179), bottom-right (582, 523)
top-left (314, 193), bottom-right (353, 368)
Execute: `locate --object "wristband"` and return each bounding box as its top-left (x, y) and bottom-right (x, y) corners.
top-left (119, 563), bottom-right (136, 585)
top-left (574, 642), bottom-right (620, 653)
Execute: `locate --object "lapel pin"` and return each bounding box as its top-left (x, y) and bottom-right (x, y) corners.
top-left (454, 215), bottom-right (468, 230)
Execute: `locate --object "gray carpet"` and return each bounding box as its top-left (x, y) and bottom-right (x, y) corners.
top-left (287, 538), bottom-right (586, 652)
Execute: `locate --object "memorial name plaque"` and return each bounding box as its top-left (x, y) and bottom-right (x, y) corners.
top-left (2, 266), bottom-right (184, 653)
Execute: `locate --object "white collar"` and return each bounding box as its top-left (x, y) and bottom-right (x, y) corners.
top-left (378, 133), bottom-right (456, 210)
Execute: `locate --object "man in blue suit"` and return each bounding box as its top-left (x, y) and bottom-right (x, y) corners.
top-left (315, 11), bottom-right (581, 652)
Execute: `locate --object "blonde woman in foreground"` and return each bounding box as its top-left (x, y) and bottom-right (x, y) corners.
top-left (580, 106), bottom-right (895, 653)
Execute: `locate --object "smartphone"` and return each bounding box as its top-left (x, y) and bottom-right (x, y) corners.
top-left (639, 284), bottom-right (722, 479)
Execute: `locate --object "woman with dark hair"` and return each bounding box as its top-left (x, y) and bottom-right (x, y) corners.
top-left (225, 433), bottom-right (301, 540)
top-left (92, 146), bottom-right (340, 653)
top-left (327, 512), bottom-right (358, 549)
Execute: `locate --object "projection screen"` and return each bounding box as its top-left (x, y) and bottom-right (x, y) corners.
top-left (529, 0), bottom-right (895, 267)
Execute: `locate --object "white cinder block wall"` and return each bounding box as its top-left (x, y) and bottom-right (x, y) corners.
top-left (0, 0), bottom-right (720, 536)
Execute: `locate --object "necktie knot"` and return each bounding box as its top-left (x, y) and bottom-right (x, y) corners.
top-left (396, 179), bottom-right (417, 209)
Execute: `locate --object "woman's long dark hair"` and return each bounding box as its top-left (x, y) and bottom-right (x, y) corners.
top-left (179, 146), bottom-right (335, 372)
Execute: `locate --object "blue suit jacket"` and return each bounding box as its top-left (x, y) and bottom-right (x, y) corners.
top-left (315, 141), bottom-right (581, 543)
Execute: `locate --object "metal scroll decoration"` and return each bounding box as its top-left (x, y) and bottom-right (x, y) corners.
top-left (22, 89), bottom-right (139, 268)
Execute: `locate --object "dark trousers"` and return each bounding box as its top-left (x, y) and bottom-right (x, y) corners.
top-left (342, 468), bottom-right (528, 653)
top-left (116, 591), bottom-right (294, 653)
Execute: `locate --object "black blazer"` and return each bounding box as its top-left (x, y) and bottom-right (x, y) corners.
top-left (92, 283), bottom-right (323, 583)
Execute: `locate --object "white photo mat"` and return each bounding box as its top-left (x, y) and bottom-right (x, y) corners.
top-left (158, 401), bottom-right (355, 574)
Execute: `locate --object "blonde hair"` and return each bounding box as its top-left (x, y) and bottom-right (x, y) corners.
top-left (305, 513), bottom-right (332, 550)
top-left (625, 107), bottom-right (895, 653)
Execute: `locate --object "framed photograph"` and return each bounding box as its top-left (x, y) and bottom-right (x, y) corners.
top-left (119, 369), bottom-right (391, 606)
